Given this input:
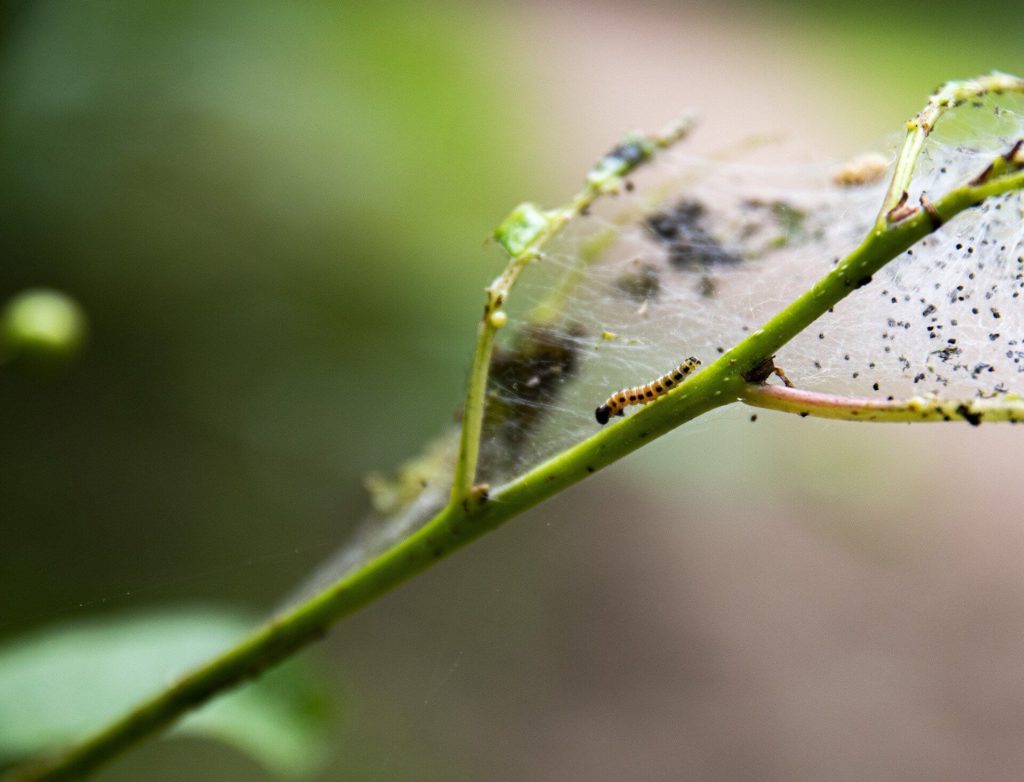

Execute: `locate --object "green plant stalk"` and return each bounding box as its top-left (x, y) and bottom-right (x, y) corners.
top-left (741, 384), bottom-right (1024, 424)
top-left (448, 314), bottom-right (497, 505)
top-left (876, 71), bottom-right (1024, 226)
top-left (14, 141), bottom-right (1024, 782)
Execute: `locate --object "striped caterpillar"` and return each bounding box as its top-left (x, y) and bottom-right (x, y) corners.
top-left (595, 357), bottom-right (701, 425)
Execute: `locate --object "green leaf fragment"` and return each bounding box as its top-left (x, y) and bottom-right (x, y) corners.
top-left (0, 609), bottom-right (333, 779)
top-left (493, 202), bottom-right (551, 257)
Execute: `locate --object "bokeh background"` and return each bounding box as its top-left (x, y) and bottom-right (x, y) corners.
top-left (2, 1), bottom-right (1024, 780)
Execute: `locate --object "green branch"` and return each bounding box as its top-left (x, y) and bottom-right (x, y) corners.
top-left (741, 384), bottom-right (1024, 424)
top-left (10, 77), bottom-right (1024, 782)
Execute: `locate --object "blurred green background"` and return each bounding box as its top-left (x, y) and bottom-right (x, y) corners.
top-left (2, 1), bottom-right (1023, 780)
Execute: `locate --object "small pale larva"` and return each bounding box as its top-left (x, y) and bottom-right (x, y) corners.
top-left (595, 357), bottom-right (701, 425)
top-left (833, 152), bottom-right (889, 186)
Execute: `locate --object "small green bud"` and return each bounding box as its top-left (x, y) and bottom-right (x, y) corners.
top-left (2, 288), bottom-right (88, 364)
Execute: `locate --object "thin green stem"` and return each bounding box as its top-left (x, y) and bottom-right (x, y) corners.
top-left (876, 71), bottom-right (1024, 227)
top-left (449, 317), bottom-right (497, 505)
top-left (741, 384), bottom-right (1024, 424)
